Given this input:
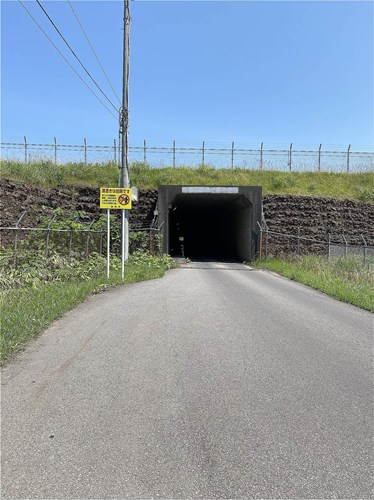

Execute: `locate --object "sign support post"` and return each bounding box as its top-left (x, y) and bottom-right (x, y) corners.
top-left (121, 220), bottom-right (125, 280)
top-left (107, 209), bottom-right (110, 278)
top-left (100, 187), bottom-right (132, 281)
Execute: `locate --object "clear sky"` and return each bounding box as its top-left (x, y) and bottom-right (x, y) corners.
top-left (1, 0), bottom-right (373, 149)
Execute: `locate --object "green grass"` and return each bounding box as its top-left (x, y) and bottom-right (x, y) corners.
top-left (1, 159), bottom-right (119, 188)
top-left (0, 252), bottom-right (176, 365)
top-left (2, 160), bottom-right (374, 202)
top-left (252, 255), bottom-right (374, 311)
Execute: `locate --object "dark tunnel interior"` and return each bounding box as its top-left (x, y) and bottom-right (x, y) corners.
top-left (168, 194), bottom-right (252, 261)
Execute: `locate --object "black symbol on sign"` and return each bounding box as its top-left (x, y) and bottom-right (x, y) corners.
top-left (118, 194), bottom-right (130, 206)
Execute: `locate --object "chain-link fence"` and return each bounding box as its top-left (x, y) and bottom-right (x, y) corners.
top-left (329, 239), bottom-right (374, 261)
top-left (258, 225), bottom-right (373, 265)
top-left (1, 212), bottom-right (161, 269)
top-left (2, 138), bottom-right (373, 172)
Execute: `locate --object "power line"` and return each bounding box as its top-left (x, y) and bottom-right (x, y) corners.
top-left (35, 0), bottom-right (118, 113)
top-left (66, 0), bottom-right (121, 106)
top-left (17, 0), bottom-right (118, 120)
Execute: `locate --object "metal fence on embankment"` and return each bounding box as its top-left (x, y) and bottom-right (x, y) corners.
top-left (1, 138), bottom-right (373, 173)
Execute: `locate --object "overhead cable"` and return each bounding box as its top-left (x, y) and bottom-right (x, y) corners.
top-left (35, 0), bottom-right (118, 112)
top-left (17, 0), bottom-right (118, 120)
top-left (67, 0), bottom-right (121, 106)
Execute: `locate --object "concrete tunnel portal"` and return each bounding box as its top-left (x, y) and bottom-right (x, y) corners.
top-left (158, 186), bottom-right (262, 262)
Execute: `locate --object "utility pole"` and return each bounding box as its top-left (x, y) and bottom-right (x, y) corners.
top-left (120, 0), bottom-right (130, 273)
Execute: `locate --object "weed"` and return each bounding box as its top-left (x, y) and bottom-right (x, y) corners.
top-left (307, 182), bottom-right (317, 193)
top-left (269, 172), bottom-right (297, 190)
top-left (355, 186), bottom-right (374, 203)
top-left (253, 255), bottom-right (373, 311)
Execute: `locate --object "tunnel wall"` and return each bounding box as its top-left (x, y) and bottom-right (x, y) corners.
top-left (232, 203), bottom-right (252, 261)
top-left (158, 186), bottom-right (262, 261)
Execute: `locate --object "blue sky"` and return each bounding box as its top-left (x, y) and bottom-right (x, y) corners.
top-left (2, 1), bottom-right (373, 149)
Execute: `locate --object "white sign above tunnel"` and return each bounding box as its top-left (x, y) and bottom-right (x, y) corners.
top-left (182, 187), bottom-right (239, 194)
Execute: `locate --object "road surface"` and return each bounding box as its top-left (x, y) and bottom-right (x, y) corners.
top-left (1, 262), bottom-right (373, 499)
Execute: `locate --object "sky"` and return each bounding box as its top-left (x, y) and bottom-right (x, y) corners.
top-left (1, 0), bottom-right (373, 150)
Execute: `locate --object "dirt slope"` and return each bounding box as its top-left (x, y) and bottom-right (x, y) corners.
top-left (263, 195), bottom-right (374, 245)
top-left (1, 179), bottom-right (372, 247)
top-left (0, 179), bottom-right (157, 235)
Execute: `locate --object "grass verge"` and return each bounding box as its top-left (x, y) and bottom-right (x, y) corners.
top-left (1, 253), bottom-right (175, 365)
top-left (2, 160), bottom-right (373, 202)
top-left (252, 255), bottom-right (374, 312)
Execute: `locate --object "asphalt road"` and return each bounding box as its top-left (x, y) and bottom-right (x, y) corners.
top-left (1, 262), bottom-right (373, 499)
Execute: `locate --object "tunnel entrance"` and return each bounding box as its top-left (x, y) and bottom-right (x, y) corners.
top-left (158, 186), bottom-right (262, 262)
top-left (169, 194), bottom-right (252, 261)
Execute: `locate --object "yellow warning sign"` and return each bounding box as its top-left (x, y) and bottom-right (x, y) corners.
top-left (100, 188), bottom-right (132, 209)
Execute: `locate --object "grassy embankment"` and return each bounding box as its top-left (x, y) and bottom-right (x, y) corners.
top-left (1, 252), bottom-right (175, 365)
top-left (1, 159), bottom-right (374, 202)
top-left (252, 255), bottom-right (374, 312)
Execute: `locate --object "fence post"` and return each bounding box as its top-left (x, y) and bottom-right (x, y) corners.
top-left (68, 228), bottom-right (73, 258)
top-left (342, 234), bottom-right (348, 257)
top-left (202, 141), bottom-right (205, 166)
top-left (318, 144), bottom-right (322, 172)
top-left (13, 211), bottom-right (27, 268)
top-left (24, 136), bottom-right (27, 163)
top-left (288, 142), bottom-right (292, 172)
top-left (99, 226), bottom-right (104, 255)
top-left (84, 138), bottom-right (87, 164)
top-left (173, 140), bottom-right (176, 167)
top-left (231, 141), bottom-right (234, 169)
top-left (347, 144), bottom-right (351, 174)
top-left (45, 214), bottom-right (57, 258)
top-left (361, 234), bottom-right (367, 266)
top-left (85, 221), bottom-right (95, 260)
top-left (143, 139), bottom-right (147, 164)
top-left (327, 233), bottom-right (331, 260)
top-left (113, 139), bottom-right (117, 163)
top-left (260, 142), bottom-right (263, 170)
top-left (149, 229), bottom-right (154, 255)
top-left (53, 137), bottom-right (57, 165)
top-left (297, 226), bottom-right (300, 256)
top-left (265, 228), bottom-right (269, 259)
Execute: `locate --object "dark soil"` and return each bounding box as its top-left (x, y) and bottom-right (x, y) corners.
top-left (1, 179), bottom-right (373, 251)
top-left (263, 195), bottom-right (374, 244)
top-left (263, 195), bottom-right (374, 256)
top-left (0, 179), bottom-right (158, 246)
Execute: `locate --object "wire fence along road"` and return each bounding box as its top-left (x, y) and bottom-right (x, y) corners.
top-left (1, 138), bottom-right (374, 173)
top-left (2, 211), bottom-right (372, 268)
top-left (1, 224), bottom-right (161, 268)
top-left (0, 211), bottom-right (160, 268)
top-left (258, 224), bottom-right (373, 266)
